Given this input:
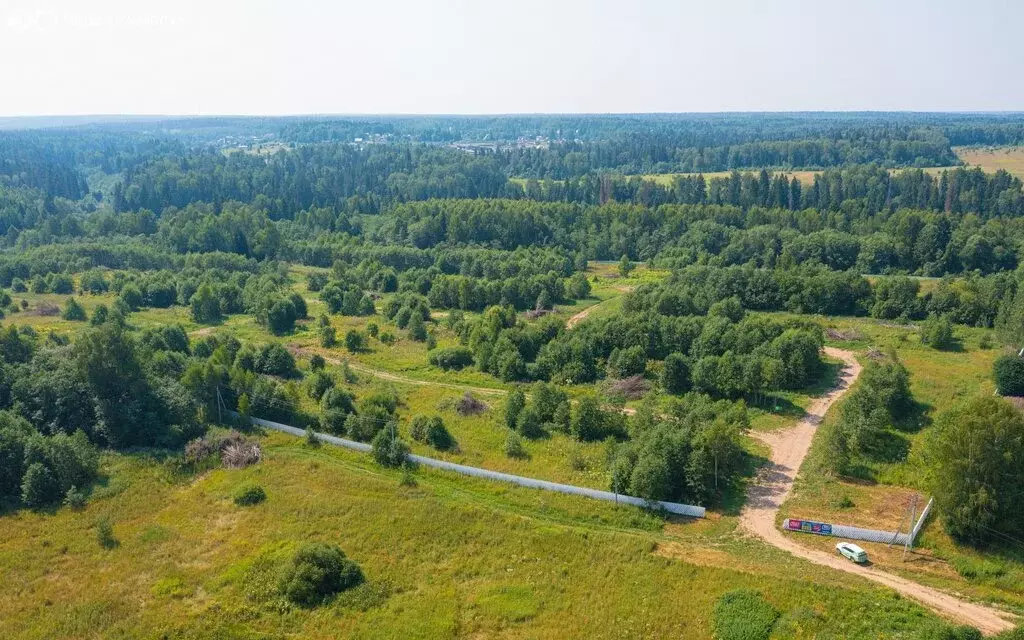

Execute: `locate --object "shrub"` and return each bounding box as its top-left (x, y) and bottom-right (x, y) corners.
top-left (516, 407), bottom-right (546, 439)
top-left (234, 484), bottom-right (267, 506)
top-left (455, 392), bottom-right (487, 416)
top-left (306, 272), bottom-right (328, 292)
top-left (21, 462), bottom-right (59, 508)
top-left (429, 346), bottom-right (474, 370)
top-left (62, 297), bottom-right (87, 321)
top-left (411, 415), bottom-right (455, 451)
top-left (253, 343), bottom-right (299, 378)
top-left (504, 387), bottom-right (526, 429)
top-left (64, 485), bottom-right (87, 509)
top-left (318, 408), bottom-right (346, 434)
top-left (184, 436), bottom-right (220, 463)
top-left (994, 355), bottom-right (1024, 396)
top-left (278, 543), bottom-right (364, 607)
top-left (345, 329), bottom-right (366, 353)
top-left (712, 589), bottom-right (779, 640)
top-left (503, 431), bottom-right (528, 459)
top-left (371, 427), bottom-right (410, 468)
top-left (305, 427), bottom-right (320, 448)
top-left (407, 313), bottom-right (427, 341)
top-left (379, 331), bottom-right (396, 345)
top-left (568, 272), bottom-right (591, 299)
top-left (921, 314), bottom-right (955, 350)
top-left (96, 517), bottom-right (118, 549)
top-left (307, 371), bottom-right (334, 401)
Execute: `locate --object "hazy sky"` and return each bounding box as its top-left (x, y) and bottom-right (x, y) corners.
top-left (1, 0), bottom-right (1021, 116)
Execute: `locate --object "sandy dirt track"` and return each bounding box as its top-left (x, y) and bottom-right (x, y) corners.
top-left (740, 347), bottom-right (1015, 635)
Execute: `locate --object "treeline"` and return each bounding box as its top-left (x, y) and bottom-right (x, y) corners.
top-left (633, 266), bottom-right (1009, 327)
top-left (112, 145), bottom-right (515, 214)
top-left (502, 131), bottom-right (956, 177)
top-left (516, 165), bottom-right (1024, 220)
top-left (371, 198), bottom-right (1024, 276)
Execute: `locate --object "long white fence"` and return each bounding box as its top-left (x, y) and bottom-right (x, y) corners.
top-left (783, 498), bottom-right (934, 546)
top-left (246, 415), bottom-right (706, 518)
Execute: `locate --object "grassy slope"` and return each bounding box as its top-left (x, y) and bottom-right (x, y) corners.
top-left (0, 432), bottom-right (956, 639)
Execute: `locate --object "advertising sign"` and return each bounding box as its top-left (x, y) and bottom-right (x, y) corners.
top-left (786, 519), bottom-right (833, 536)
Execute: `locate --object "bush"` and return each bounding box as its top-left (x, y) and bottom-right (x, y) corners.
top-left (921, 314), bottom-right (954, 350)
top-left (305, 427), bottom-right (320, 448)
top-left (407, 313), bottom-right (427, 341)
top-left (234, 484), bottom-right (267, 506)
top-left (993, 355), bottom-right (1024, 396)
top-left (455, 392), bottom-right (487, 416)
top-left (278, 543), bottom-right (364, 607)
top-left (345, 329), bottom-right (366, 353)
top-left (307, 371), bottom-right (334, 401)
top-left (96, 517), bottom-right (118, 549)
top-left (516, 406), bottom-right (546, 439)
top-left (568, 272), bottom-right (591, 299)
top-left (410, 415), bottom-right (455, 451)
top-left (21, 462), bottom-right (59, 508)
top-left (429, 346), bottom-right (474, 370)
top-left (371, 427), bottom-right (410, 467)
top-left (504, 387), bottom-right (526, 429)
top-left (504, 431), bottom-right (528, 459)
top-left (712, 589), bottom-right (779, 640)
top-left (64, 485), bottom-right (87, 509)
top-left (62, 297), bottom-right (87, 321)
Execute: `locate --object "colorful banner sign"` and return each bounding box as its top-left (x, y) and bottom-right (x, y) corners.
top-left (786, 519), bottom-right (833, 536)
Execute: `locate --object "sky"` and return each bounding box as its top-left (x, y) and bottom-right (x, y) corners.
top-left (0, 0), bottom-right (1021, 116)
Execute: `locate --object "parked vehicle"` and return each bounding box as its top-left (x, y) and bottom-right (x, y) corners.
top-left (836, 542), bottom-right (868, 564)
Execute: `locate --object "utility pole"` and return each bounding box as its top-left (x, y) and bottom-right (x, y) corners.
top-left (903, 495), bottom-right (919, 561)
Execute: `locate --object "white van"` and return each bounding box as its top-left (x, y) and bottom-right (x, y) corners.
top-left (836, 542), bottom-right (868, 564)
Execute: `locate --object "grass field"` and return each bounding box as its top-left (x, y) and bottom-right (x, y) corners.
top-left (955, 146), bottom-right (1024, 181)
top-left (0, 429), bottom-right (964, 639)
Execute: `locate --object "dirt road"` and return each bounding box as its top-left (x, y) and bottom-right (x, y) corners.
top-left (566, 286), bottom-right (635, 330)
top-left (566, 301), bottom-right (604, 329)
top-left (740, 347), bottom-right (1015, 635)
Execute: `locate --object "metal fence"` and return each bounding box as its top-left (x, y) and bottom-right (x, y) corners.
top-left (783, 499), bottom-right (934, 547)
top-left (247, 414), bottom-right (706, 518)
